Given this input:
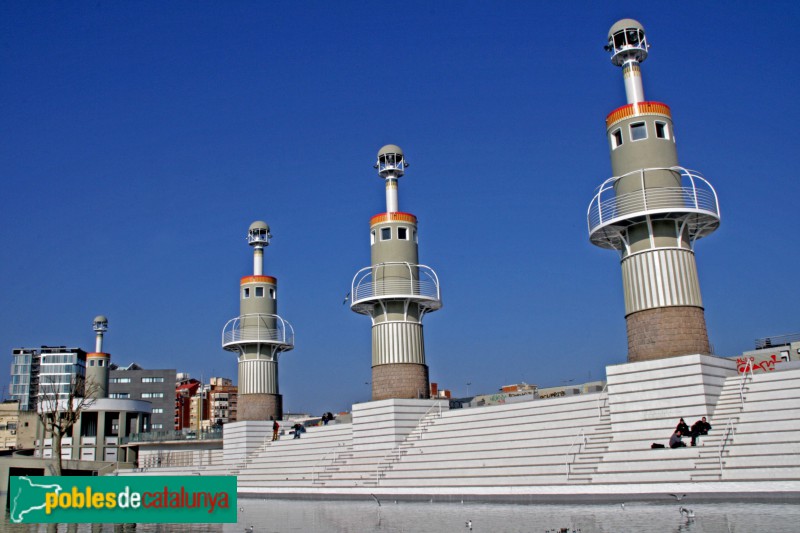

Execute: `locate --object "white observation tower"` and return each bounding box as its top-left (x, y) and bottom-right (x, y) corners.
top-left (350, 145), bottom-right (442, 400)
top-left (222, 221), bottom-right (294, 420)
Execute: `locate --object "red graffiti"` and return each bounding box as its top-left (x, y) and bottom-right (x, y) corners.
top-left (737, 354), bottom-right (779, 374)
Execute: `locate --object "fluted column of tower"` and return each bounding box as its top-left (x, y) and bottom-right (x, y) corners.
top-left (588, 20), bottom-right (721, 362)
top-left (85, 315), bottom-right (110, 399)
top-left (222, 222), bottom-right (294, 420)
top-left (350, 145), bottom-right (442, 400)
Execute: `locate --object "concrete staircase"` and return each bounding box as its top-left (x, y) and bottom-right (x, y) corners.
top-left (567, 404), bottom-right (612, 483)
top-left (312, 445), bottom-right (354, 485)
top-left (690, 372), bottom-right (750, 481)
top-left (369, 403), bottom-right (445, 485)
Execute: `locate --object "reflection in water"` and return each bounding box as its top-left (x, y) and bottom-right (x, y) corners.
top-left (4, 499), bottom-right (800, 532)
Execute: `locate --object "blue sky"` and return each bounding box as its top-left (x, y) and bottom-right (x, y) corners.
top-left (2, 2), bottom-right (798, 414)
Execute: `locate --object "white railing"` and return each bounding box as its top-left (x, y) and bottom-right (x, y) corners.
top-left (373, 402), bottom-right (444, 485)
top-left (351, 263), bottom-right (441, 304)
top-left (755, 332), bottom-right (800, 350)
top-left (587, 166), bottom-right (720, 234)
top-left (740, 359), bottom-right (754, 407)
top-left (565, 429), bottom-right (588, 480)
top-left (312, 446), bottom-right (344, 483)
top-left (718, 418), bottom-right (736, 475)
top-left (596, 384), bottom-right (609, 419)
top-left (222, 313), bottom-right (295, 349)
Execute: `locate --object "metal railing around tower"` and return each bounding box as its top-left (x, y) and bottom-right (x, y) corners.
top-left (587, 166), bottom-right (720, 236)
top-left (351, 263), bottom-right (441, 306)
top-left (221, 314), bottom-right (295, 349)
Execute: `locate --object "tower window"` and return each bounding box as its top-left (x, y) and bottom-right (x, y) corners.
top-left (255, 287), bottom-right (264, 297)
top-left (98, 360), bottom-right (104, 367)
top-left (89, 360), bottom-right (95, 367)
top-left (381, 227), bottom-right (391, 240)
top-left (370, 230), bottom-right (376, 245)
top-left (630, 122), bottom-right (647, 141)
top-left (398, 227), bottom-right (408, 240)
top-left (655, 121), bottom-right (669, 139)
top-left (610, 129), bottom-right (623, 149)
top-left (243, 288), bottom-right (250, 298)
top-left (270, 288), bottom-right (275, 299)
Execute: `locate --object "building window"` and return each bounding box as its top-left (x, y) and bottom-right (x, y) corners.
top-left (655, 121), bottom-right (669, 139)
top-left (109, 393), bottom-right (130, 399)
top-left (630, 122), bottom-right (647, 141)
top-left (243, 288), bottom-right (250, 298)
top-left (142, 392), bottom-right (164, 399)
top-left (381, 227), bottom-right (391, 240)
top-left (610, 129), bottom-right (623, 149)
top-left (255, 287), bottom-right (264, 297)
top-left (398, 227), bottom-right (409, 240)
top-left (152, 408), bottom-right (164, 414)
top-left (141, 377), bottom-right (164, 383)
top-left (110, 377), bottom-right (131, 384)
top-left (151, 424), bottom-right (163, 430)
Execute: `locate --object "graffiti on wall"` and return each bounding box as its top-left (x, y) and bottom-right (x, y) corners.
top-left (737, 354), bottom-right (780, 374)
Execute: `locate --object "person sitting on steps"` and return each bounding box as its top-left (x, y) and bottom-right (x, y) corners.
top-left (670, 429), bottom-right (686, 448)
top-left (690, 417), bottom-right (712, 446)
top-left (676, 418), bottom-right (690, 437)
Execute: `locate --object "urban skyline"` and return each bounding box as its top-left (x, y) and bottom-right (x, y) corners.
top-left (2, 3), bottom-right (798, 414)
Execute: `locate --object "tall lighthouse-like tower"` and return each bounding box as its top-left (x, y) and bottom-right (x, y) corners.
top-left (222, 221), bottom-right (294, 420)
top-left (351, 145), bottom-right (442, 400)
top-left (588, 20), bottom-right (721, 362)
top-left (86, 315), bottom-right (110, 399)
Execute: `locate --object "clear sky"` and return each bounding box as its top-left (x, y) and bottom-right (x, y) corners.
top-left (2, 2), bottom-right (799, 415)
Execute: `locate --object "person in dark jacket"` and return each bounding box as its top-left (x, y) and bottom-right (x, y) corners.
top-left (690, 417), bottom-right (712, 446)
top-left (676, 418), bottom-right (690, 436)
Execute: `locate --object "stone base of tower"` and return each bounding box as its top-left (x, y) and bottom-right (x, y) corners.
top-left (238, 393), bottom-right (282, 421)
top-left (372, 363), bottom-right (429, 401)
top-left (626, 306), bottom-right (711, 362)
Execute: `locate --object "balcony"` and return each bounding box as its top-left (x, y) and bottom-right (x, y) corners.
top-left (351, 262), bottom-right (442, 315)
top-left (588, 166), bottom-right (720, 250)
top-left (222, 314), bottom-right (295, 352)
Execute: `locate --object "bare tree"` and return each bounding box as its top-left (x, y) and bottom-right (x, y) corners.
top-left (37, 374), bottom-right (101, 476)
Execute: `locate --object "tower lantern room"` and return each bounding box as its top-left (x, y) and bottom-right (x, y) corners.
top-left (605, 19), bottom-right (650, 104)
top-left (247, 221), bottom-right (271, 276)
top-left (93, 315), bottom-right (108, 353)
top-left (375, 144), bottom-right (408, 213)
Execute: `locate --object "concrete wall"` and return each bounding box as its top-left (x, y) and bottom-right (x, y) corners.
top-left (351, 398), bottom-right (447, 452)
top-left (606, 353), bottom-right (736, 439)
top-left (223, 421), bottom-right (272, 464)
